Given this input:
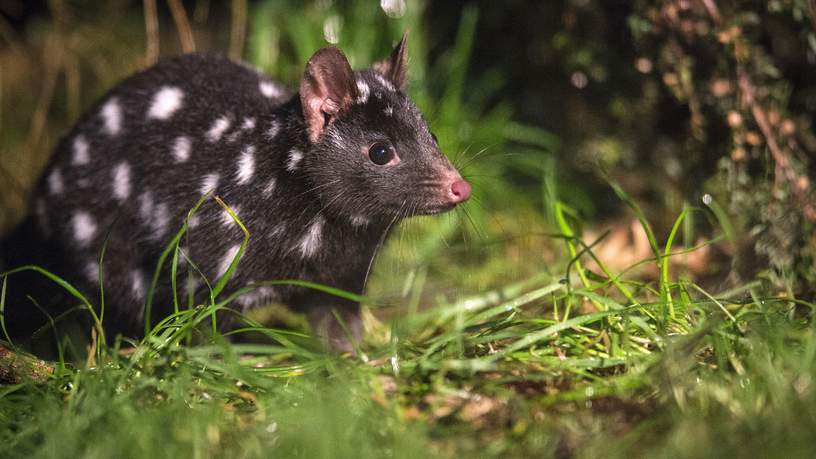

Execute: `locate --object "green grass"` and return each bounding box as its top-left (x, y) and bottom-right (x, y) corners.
top-left (2, 228), bottom-right (813, 457)
top-left (1, 1), bottom-right (815, 458)
top-left (2, 177), bottom-right (813, 457)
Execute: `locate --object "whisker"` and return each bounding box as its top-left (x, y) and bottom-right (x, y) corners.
top-left (459, 206), bottom-right (486, 242)
top-left (363, 199), bottom-right (406, 290)
top-left (450, 143), bottom-right (475, 169)
top-left (456, 145), bottom-right (498, 171)
top-left (458, 146), bottom-right (522, 171)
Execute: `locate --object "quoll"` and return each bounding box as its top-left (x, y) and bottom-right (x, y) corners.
top-left (1, 35), bottom-right (471, 351)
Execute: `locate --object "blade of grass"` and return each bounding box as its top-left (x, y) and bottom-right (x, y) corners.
top-left (0, 275), bottom-right (10, 346)
top-left (0, 265), bottom-right (104, 348)
top-left (145, 194), bottom-right (208, 336)
top-left (661, 208), bottom-right (688, 320)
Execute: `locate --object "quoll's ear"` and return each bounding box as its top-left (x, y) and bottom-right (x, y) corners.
top-left (372, 32), bottom-right (409, 91)
top-left (300, 46), bottom-right (358, 143)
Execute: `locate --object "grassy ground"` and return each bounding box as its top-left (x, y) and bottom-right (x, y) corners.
top-left (2, 227), bottom-right (814, 458)
top-left (2, 2), bottom-right (815, 458)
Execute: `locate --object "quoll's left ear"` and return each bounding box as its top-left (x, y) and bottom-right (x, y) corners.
top-left (372, 32), bottom-right (409, 91)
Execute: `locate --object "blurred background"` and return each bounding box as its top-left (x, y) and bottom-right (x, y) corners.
top-left (1, 0), bottom-right (814, 305)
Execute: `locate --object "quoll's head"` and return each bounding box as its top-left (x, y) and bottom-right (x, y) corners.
top-left (299, 34), bottom-right (471, 223)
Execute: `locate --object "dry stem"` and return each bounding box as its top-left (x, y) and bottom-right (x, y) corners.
top-left (143, 0), bottom-right (160, 65)
top-left (229, 0), bottom-right (247, 60)
top-left (168, 0), bottom-right (196, 53)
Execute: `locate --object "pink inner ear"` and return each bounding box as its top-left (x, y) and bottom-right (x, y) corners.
top-left (300, 46), bottom-right (357, 143)
top-left (321, 98), bottom-right (341, 116)
top-left (304, 94), bottom-right (326, 142)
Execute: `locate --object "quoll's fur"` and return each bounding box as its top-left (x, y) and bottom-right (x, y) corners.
top-left (1, 36), bottom-right (470, 351)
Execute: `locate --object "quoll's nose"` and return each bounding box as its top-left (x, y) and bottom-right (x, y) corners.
top-left (448, 179), bottom-right (472, 204)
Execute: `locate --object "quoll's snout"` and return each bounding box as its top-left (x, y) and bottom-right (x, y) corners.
top-left (448, 178), bottom-right (471, 205)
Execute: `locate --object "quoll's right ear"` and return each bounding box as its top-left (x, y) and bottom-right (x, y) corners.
top-left (372, 32), bottom-right (409, 91)
top-left (300, 46), bottom-right (358, 143)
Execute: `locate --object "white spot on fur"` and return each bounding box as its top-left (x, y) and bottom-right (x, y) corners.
top-left (266, 120), bottom-right (280, 139)
top-left (177, 245), bottom-right (189, 266)
top-left (48, 169), bottom-right (64, 195)
top-left (172, 136), bottom-right (191, 163)
top-left (356, 79), bottom-right (370, 104)
top-left (77, 178), bottom-right (90, 187)
top-left (297, 217), bottom-right (324, 258)
top-left (287, 148), bottom-right (303, 172)
top-left (35, 198), bottom-right (49, 235)
top-left (220, 206), bottom-right (241, 227)
top-left (130, 270), bottom-right (146, 300)
top-left (271, 223), bottom-right (286, 238)
top-left (153, 202), bottom-right (170, 238)
top-left (217, 244), bottom-right (241, 278)
top-left (236, 285), bottom-right (277, 309)
top-left (262, 178), bottom-right (277, 197)
top-left (72, 135), bottom-right (90, 165)
top-left (350, 215), bottom-right (369, 227)
top-left (84, 261), bottom-right (100, 284)
top-left (100, 98), bottom-right (122, 135)
top-left (259, 81), bottom-right (284, 99)
top-left (138, 191), bottom-right (154, 221)
top-left (200, 173), bottom-right (219, 195)
top-left (187, 214), bottom-right (200, 229)
top-left (207, 116), bottom-right (231, 142)
top-left (148, 86), bottom-right (184, 120)
top-left (72, 211), bottom-right (97, 247)
top-left (384, 105), bottom-right (394, 116)
top-left (373, 73), bottom-right (396, 92)
top-left (236, 146), bottom-right (255, 185)
top-left (241, 117), bottom-right (256, 130)
top-left (112, 162), bottom-right (131, 200)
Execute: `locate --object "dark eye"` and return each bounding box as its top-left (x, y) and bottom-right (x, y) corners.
top-left (368, 143), bottom-right (395, 165)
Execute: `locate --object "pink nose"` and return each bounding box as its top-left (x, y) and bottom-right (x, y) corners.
top-left (449, 179), bottom-right (471, 204)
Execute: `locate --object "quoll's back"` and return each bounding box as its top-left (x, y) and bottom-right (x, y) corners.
top-left (3, 36), bottom-right (471, 351)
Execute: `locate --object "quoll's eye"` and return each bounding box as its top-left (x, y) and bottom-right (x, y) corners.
top-left (368, 143), bottom-right (395, 165)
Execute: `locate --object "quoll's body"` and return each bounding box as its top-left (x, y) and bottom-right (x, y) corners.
top-left (2, 37), bottom-right (470, 351)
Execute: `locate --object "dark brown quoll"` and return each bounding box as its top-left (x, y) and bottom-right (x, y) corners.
top-left (1, 35), bottom-right (470, 352)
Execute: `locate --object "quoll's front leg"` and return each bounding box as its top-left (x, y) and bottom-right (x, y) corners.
top-left (304, 296), bottom-right (363, 353)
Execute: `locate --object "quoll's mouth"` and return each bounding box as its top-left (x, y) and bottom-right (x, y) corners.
top-left (411, 176), bottom-right (472, 216)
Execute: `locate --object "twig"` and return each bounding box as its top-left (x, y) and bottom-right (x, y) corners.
top-left (736, 70), bottom-right (797, 186)
top-left (0, 344), bottom-right (54, 384)
top-left (699, 0), bottom-right (814, 220)
top-left (700, 0), bottom-right (795, 186)
top-left (64, 53), bottom-right (80, 120)
top-left (168, 0), bottom-right (196, 53)
top-left (143, 0), bottom-right (160, 66)
top-left (229, 0), bottom-right (247, 60)
top-left (700, 0), bottom-right (722, 24)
